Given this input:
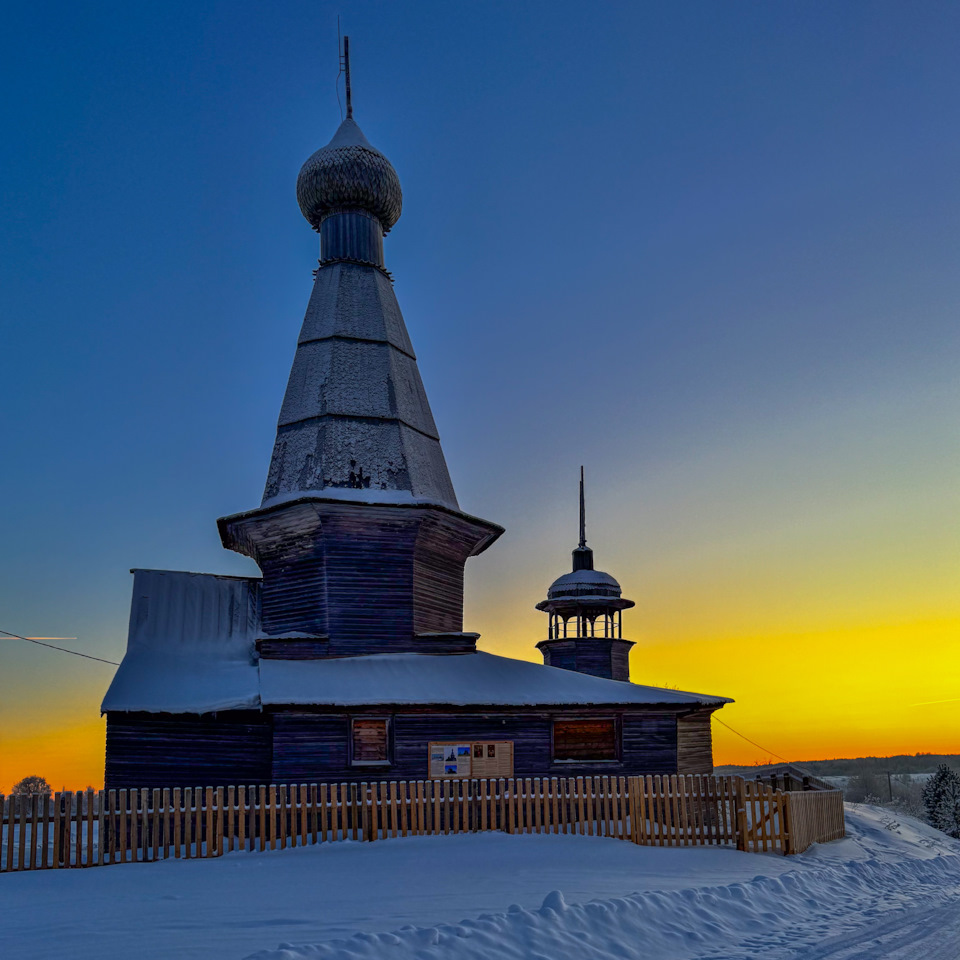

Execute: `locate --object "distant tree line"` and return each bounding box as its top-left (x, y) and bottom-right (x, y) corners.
top-left (794, 754), bottom-right (960, 778)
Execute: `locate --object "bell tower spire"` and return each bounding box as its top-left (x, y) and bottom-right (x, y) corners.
top-left (579, 465), bottom-right (586, 549)
top-left (572, 466), bottom-right (594, 572)
top-left (535, 470), bottom-right (635, 681)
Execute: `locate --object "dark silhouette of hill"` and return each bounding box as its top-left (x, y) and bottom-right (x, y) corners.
top-left (716, 753), bottom-right (960, 778)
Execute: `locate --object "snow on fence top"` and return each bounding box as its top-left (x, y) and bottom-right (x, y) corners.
top-left (102, 569), bottom-right (731, 713)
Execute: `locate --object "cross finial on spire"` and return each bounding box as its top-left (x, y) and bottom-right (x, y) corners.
top-left (579, 465), bottom-right (586, 549)
top-left (343, 35), bottom-right (353, 119)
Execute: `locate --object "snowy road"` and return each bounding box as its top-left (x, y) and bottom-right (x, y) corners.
top-left (784, 898), bottom-right (960, 960)
top-left (706, 887), bottom-right (960, 960)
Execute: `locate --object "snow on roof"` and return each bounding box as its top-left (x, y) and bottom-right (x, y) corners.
top-left (259, 652), bottom-right (730, 708)
top-left (101, 570), bottom-right (261, 714)
top-left (550, 569), bottom-right (620, 588)
top-left (102, 570), bottom-right (730, 714)
top-left (324, 117), bottom-right (374, 150)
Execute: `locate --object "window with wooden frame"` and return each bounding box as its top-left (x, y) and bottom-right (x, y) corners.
top-left (351, 718), bottom-right (390, 765)
top-left (552, 718), bottom-right (618, 762)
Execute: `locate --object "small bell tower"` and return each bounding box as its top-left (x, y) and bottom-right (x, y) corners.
top-left (535, 469), bottom-right (635, 681)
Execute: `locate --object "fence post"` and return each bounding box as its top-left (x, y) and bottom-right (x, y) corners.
top-left (774, 789), bottom-right (788, 854)
top-left (782, 791), bottom-right (795, 855)
top-left (362, 783), bottom-right (373, 842)
top-left (735, 778), bottom-right (747, 852)
top-left (215, 786), bottom-right (225, 856)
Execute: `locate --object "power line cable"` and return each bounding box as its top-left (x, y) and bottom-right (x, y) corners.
top-left (0, 629), bottom-right (119, 666)
top-left (0, 626), bottom-right (833, 761)
top-left (712, 715), bottom-right (791, 764)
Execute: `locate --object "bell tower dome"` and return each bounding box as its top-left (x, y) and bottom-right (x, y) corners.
top-left (536, 469), bottom-right (635, 681)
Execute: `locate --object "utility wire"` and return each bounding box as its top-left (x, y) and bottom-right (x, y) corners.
top-left (713, 715), bottom-right (791, 765)
top-left (0, 629), bottom-right (119, 666)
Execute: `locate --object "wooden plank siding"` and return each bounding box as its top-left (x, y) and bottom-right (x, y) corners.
top-left (106, 704), bottom-right (715, 789)
top-left (220, 502), bottom-right (499, 657)
top-left (676, 709), bottom-right (717, 775)
top-left (411, 511), bottom-right (498, 635)
top-left (105, 712), bottom-right (272, 790)
top-left (539, 639), bottom-right (634, 682)
top-left (622, 714), bottom-right (678, 774)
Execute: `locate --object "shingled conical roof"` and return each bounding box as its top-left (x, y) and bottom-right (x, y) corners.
top-left (261, 260), bottom-right (459, 509)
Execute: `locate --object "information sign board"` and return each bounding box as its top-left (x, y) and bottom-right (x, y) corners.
top-left (428, 741), bottom-right (514, 778)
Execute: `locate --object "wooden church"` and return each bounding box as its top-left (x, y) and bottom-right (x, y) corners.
top-left (101, 47), bottom-right (731, 789)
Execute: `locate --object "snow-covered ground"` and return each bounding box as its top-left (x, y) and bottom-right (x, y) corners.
top-left (1, 805), bottom-right (957, 960)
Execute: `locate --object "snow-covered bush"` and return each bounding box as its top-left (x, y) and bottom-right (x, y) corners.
top-left (921, 764), bottom-right (960, 838)
top-left (887, 793), bottom-right (927, 821)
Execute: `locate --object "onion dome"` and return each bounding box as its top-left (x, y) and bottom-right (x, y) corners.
top-left (296, 118), bottom-right (403, 233)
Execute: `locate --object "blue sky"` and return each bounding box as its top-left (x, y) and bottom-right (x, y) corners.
top-left (2, 1), bottom-right (959, 784)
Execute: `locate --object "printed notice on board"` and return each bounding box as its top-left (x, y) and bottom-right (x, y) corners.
top-left (428, 741), bottom-right (514, 778)
top-left (428, 743), bottom-right (472, 779)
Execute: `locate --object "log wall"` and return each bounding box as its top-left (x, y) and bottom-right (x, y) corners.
top-left (221, 501), bottom-right (498, 656)
top-left (106, 704), bottom-right (706, 789)
top-left (105, 712), bottom-right (271, 790)
top-left (677, 710), bottom-right (716, 775)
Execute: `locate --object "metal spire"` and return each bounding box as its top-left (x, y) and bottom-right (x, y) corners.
top-left (343, 35), bottom-right (353, 119)
top-left (579, 465), bottom-right (586, 549)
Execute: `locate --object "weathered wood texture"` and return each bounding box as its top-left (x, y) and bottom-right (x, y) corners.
top-left (538, 638), bottom-right (634, 681)
top-left (106, 705), bottom-right (702, 789)
top-left (623, 714), bottom-right (678, 774)
top-left (105, 713), bottom-right (271, 790)
top-left (553, 719), bottom-right (617, 760)
top-left (677, 710), bottom-right (716, 775)
top-left (0, 777), bottom-right (845, 871)
top-left (108, 708), bottom-right (682, 788)
top-left (783, 788), bottom-right (847, 852)
top-left (272, 709), bottom-right (685, 783)
top-left (219, 501), bottom-right (498, 655)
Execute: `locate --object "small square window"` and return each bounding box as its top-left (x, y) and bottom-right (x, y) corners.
top-left (553, 719), bottom-right (617, 761)
top-left (352, 718), bottom-right (389, 764)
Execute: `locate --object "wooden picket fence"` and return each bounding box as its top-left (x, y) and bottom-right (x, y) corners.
top-left (0, 775), bottom-right (844, 872)
top-left (782, 786), bottom-right (847, 853)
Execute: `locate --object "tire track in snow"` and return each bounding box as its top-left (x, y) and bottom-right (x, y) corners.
top-left (779, 897), bottom-right (960, 959)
